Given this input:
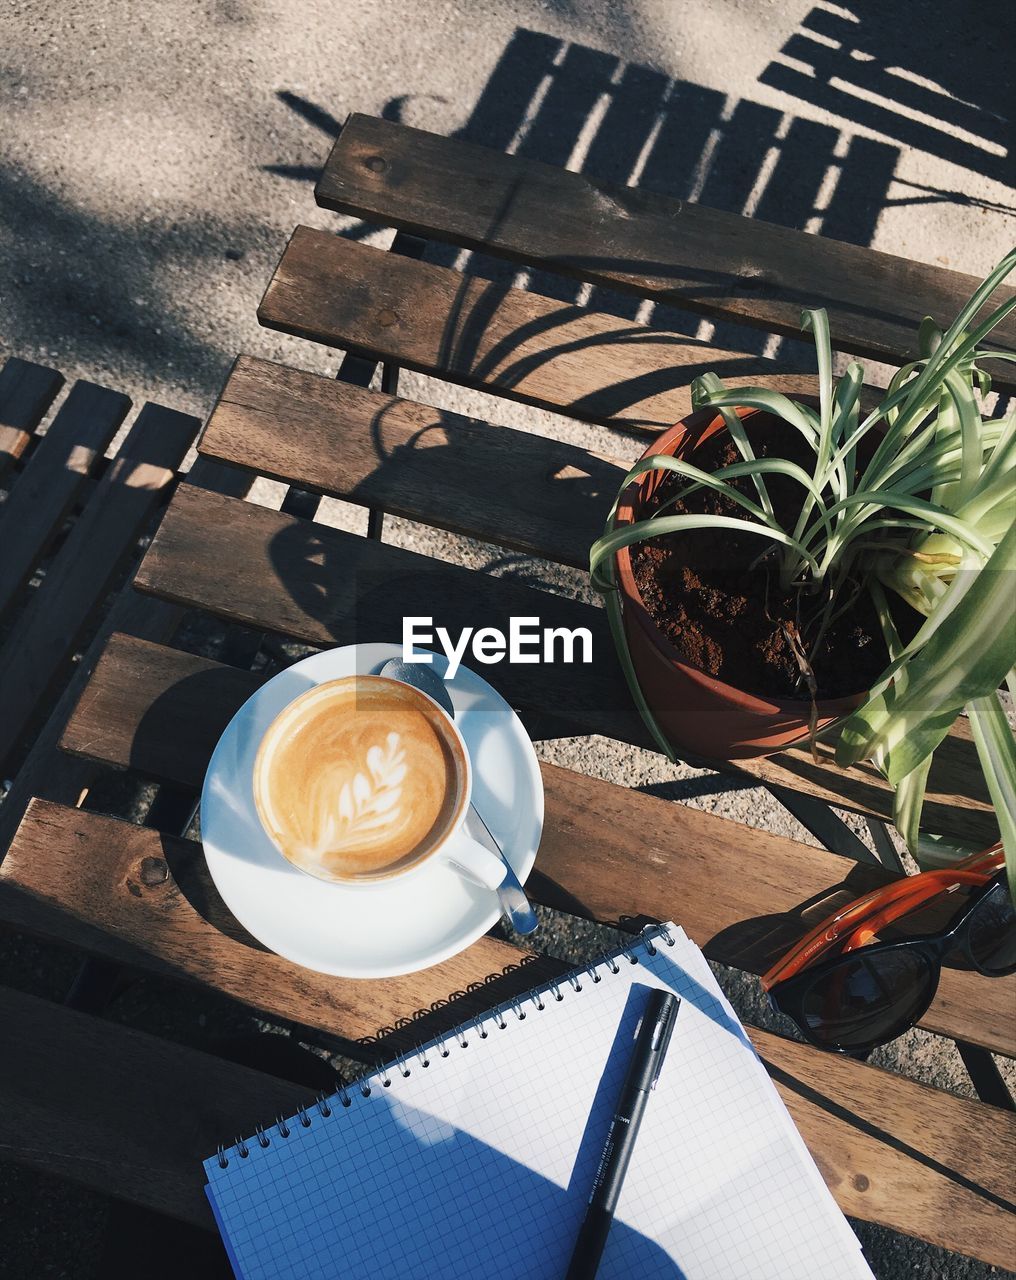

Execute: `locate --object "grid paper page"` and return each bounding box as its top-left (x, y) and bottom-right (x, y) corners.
top-left (204, 926), bottom-right (874, 1280)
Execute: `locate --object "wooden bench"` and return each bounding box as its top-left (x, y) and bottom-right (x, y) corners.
top-left (1, 119), bottom-right (1013, 1273)
top-left (0, 358), bottom-right (203, 849)
top-left (0, 357), bottom-right (255, 853)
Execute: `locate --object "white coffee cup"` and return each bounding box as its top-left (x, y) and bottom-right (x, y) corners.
top-left (252, 675), bottom-right (507, 892)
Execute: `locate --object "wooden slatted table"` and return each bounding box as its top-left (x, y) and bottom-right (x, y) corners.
top-left (2, 119), bottom-right (1014, 1273)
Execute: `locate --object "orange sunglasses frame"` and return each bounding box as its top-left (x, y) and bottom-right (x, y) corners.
top-left (760, 843), bottom-right (1006, 993)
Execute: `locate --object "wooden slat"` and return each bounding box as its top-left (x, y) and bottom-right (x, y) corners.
top-left (757, 1041), bottom-right (1016, 1269)
top-left (0, 380), bottom-right (130, 619)
top-left (0, 589), bottom-right (183, 857)
top-left (743, 722), bottom-right (993, 845)
top-left (201, 354), bottom-right (621, 570)
top-left (60, 632), bottom-right (1016, 1055)
top-left (0, 447), bottom-right (257, 857)
top-left (134, 481), bottom-right (641, 740)
top-left (170, 445), bottom-right (992, 844)
top-left (0, 798), bottom-right (558, 1053)
top-left (537, 766), bottom-right (1011, 1056)
top-left (0, 983), bottom-right (308, 1229)
top-left (3, 801), bottom-right (1014, 1264)
top-left (316, 115), bottom-right (1016, 392)
top-left (258, 227), bottom-right (884, 435)
top-left (0, 403), bottom-right (199, 771)
top-left (0, 356), bottom-right (64, 479)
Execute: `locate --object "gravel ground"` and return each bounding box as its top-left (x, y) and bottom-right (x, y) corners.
top-left (1, 1), bottom-right (1015, 1277)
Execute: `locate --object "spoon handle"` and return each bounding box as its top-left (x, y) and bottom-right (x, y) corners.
top-left (471, 804), bottom-right (539, 935)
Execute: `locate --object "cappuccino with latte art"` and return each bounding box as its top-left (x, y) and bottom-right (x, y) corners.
top-left (253, 676), bottom-right (468, 883)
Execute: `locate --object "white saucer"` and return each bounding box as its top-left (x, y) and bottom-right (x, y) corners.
top-left (200, 643), bottom-right (544, 978)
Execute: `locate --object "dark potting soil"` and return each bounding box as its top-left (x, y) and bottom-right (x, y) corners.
top-left (630, 416), bottom-right (918, 700)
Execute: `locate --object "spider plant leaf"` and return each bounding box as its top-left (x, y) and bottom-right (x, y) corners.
top-left (892, 753), bottom-right (934, 855)
top-left (820, 360), bottom-right (863, 508)
top-left (942, 367), bottom-right (982, 507)
top-left (828, 490), bottom-right (995, 562)
top-left (801, 309), bottom-right (834, 458)
top-left (955, 471), bottom-right (1016, 541)
top-left (967, 692), bottom-right (1016, 902)
top-left (602, 454), bottom-right (770, 537)
top-left (973, 350), bottom-right (1016, 365)
top-left (883, 704), bottom-right (958, 786)
top-left (903, 249), bottom-right (1016, 402)
top-left (915, 832), bottom-right (983, 868)
top-left (791, 311), bottom-right (841, 552)
top-left (868, 587), bottom-right (921, 813)
top-left (929, 382), bottom-right (961, 507)
top-left (602, 570), bottom-right (677, 761)
top-left (688, 372), bottom-right (778, 521)
top-left (646, 456), bottom-right (834, 552)
top-left (619, 453), bottom-right (767, 523)
top-left (918, 316), bottom-right (942, 358)
top-left (867, 548), bottom-right (981, 680)
top-left (588, 512), bottom-right (822, 591)
top-left (691, 381), bottom-right (820, 447)
top-left (858, 255), bottom-right (1016, 447)
top-left (965, 411), bottom-right (1016, 504)
top-left (932, 249), bottom-right (1016, 355)
top-left (913, 293), bottom-right (1016, 408)
top-left (836, 521), bottom-right (1016, 770)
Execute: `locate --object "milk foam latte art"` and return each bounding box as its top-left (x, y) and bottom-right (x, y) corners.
top-left (252, 676), bottom-right (467, 882)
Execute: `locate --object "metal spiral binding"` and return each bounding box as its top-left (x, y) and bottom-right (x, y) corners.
top-left (642, 922), bottom-right (674, 954)
top-left (506, 995), bottom-right (527, 1020)
top-left (214, 924), bottom-right (676, 1171)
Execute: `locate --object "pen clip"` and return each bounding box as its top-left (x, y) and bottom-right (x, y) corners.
top-left (650, 995), bottom-right (680, 1089)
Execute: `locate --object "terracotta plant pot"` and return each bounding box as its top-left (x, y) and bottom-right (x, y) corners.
top-left (614, 404), bottom-right (867, 760)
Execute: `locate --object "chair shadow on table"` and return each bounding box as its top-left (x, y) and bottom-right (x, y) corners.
top-left (268, 20), bottom-right (928, 374)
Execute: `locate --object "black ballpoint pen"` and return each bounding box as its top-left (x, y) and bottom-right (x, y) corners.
top-left (565, 988), bottom-right (680, 1280)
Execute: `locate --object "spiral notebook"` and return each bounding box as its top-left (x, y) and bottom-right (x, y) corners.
top-left (203, 925), bottom-right (874, 1280)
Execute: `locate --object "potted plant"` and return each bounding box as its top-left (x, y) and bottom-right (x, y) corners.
top-left (590, 250), bottom-right (1016, 886)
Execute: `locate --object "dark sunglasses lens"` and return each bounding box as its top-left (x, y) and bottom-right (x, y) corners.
top-left (798, 950), bottom-right (934, 1050)
top-left (967, 883), bottom-right (1016, 975)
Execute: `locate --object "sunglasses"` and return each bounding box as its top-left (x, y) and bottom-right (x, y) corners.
top-left (761, 845), bottom-right (1015, 1054)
